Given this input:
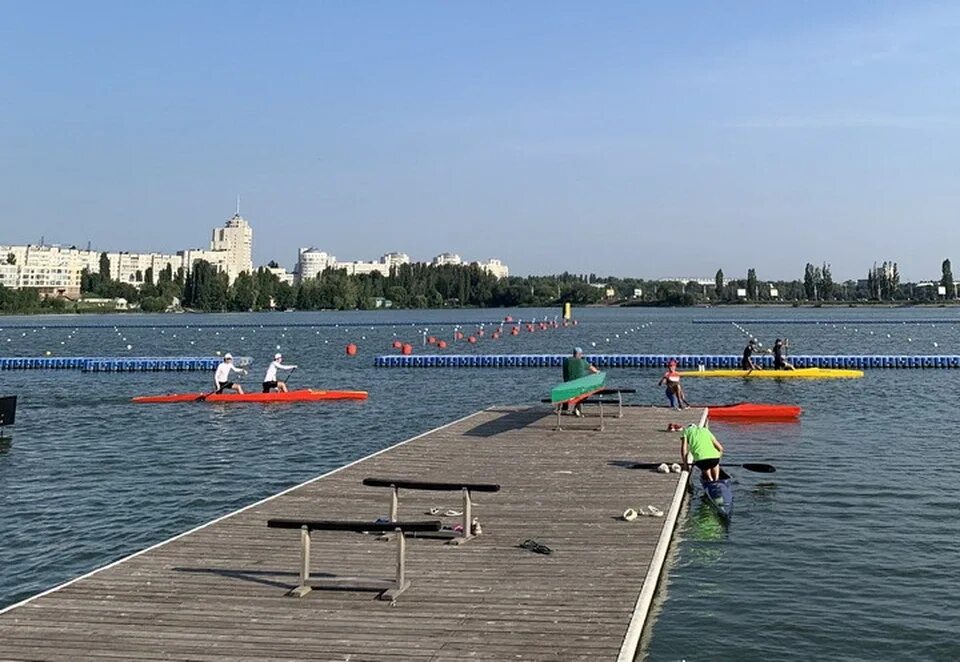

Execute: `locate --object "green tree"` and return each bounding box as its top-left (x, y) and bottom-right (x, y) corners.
top-left (746, 268), bottom-right (758, 300)
top-left (820, 263), bottom-right (834, 301)
top-left (942, 259), bottom-right (955, 299)
top-left (99, 252), bottom-right (111, 279)
top-left (714, 269), bottom-right (724, 295)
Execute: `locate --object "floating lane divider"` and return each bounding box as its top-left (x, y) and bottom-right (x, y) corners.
top-left (692, 319), bottom-right (960, 325)
top-left (374, 354), bottom-right (960, 369)
top-left (0, 356), bottom-right (253, 372)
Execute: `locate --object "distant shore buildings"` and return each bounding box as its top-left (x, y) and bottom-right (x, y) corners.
top-left (0, 210), bottom-right (509, 298)
top-left (293, 249), bottom-right (508, 283)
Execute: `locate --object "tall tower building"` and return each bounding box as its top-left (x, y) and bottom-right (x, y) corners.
top-left (210, 210), bottom-right (253, 281)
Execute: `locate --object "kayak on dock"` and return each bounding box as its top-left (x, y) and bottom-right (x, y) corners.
top-left (132, 389), bottom-right (368, 404)
top-left (701, 468), bottom-right (734, 520)
top-left (707, 403), bottom-right (802, 421)
top-left (680, 368), bottom-right (862, 379)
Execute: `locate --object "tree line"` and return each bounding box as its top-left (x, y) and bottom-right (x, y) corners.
top-left (4, 253), bottom-right (960, 314)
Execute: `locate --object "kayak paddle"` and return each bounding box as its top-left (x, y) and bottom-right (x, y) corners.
top-left (195, 389), bottom-right (219, 402)
top-left (629, 462), bottom-right (776, 473)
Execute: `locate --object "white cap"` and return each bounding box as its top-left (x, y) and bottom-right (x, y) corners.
top-left (274, 353), bottom-right (282, 360)
top-left (224, 353), bottom-right (233, 360)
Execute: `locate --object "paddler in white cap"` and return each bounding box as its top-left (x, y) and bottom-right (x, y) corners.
top-left (214, 353), bottom-right (247, 394)
top-left (262, 353), bottom-right (298, 393)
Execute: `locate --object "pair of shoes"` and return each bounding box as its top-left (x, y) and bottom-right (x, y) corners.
top-left (622, 508), bottom-right (639, 521)
top-left (671, 463), bottom-right (683, 473)
top-left (657, 463), bottom-right (671, 473)
top-left (471, 518), bottom-right (483, 535)
top-left (518, 539), bottom-right (553, 555)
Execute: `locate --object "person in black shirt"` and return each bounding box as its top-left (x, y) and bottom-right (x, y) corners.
top-left (773, 338), bottom-right (795, 370)
top-left (741, 339), bottom-right (760, 370)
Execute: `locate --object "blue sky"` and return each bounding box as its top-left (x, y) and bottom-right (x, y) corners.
top-left (1, 1), bottom-right (959, 280)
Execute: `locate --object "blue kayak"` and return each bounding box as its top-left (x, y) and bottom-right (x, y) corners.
top-left (701, 468), bottom-right (734, 520)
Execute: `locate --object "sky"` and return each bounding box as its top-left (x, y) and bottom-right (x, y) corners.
top-left (2, 1), bottom-right (959, 281)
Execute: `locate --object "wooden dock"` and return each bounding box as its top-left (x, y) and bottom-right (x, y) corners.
top-left (0, 405), bottom-right (705, 661)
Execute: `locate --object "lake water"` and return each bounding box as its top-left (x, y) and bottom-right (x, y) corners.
top-left (1, 307), bottom-right (958, 660)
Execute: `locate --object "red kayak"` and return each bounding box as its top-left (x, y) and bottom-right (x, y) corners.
top-left (706, 402), bottom-right (801, 421)
top-left (132, 389), bottom-right (368, 404)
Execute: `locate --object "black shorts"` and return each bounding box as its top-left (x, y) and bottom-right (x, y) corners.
top-left (262, 381), bottom-right (278, 393)
top-left (774, 358), bottom-right (787, 369)
top-left (694, 458), bottom-right (720, 471)
top-left (216, 381), bottom-right (234, 392)
top-left (741, 358), bottom-right (752, 370)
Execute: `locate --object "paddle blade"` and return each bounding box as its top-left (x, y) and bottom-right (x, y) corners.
top-left (740, 463), bottom-right (776, 473)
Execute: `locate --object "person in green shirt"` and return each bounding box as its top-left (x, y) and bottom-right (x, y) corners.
top-left (680, 424), bottom-right (724, 482)
top-left (561, 347), bottom-right (599, 417)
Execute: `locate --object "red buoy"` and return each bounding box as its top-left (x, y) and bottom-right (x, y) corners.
top-left (468, 336), bottom-right (477, 344)
top-left (454, 331), bottom-right (464, 340)
top-left (401, 343), bottom-right (413, 355)
top-left (392, 340), bottom-right (402, 349)
top-left (346, 343), bottom-right (358, 356)
top-left (504, 316), bottom-right (513, 322)
top-left (437, 340), bottom-right (447, 349)
top-left (427, 336), bottom-right (437, 344)
top-left (511, 327), bottom-right (520, 336)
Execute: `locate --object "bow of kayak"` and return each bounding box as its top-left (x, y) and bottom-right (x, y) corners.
top-left (707, 402), bottom-right (802, 421)
top-left (702, 468), bottom-right (733, 520)
top-left (132, 389), bottom-right (368, 404)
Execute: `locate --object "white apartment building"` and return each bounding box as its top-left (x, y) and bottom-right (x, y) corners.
top-left (432, 253), bottom-right (462, 266)
top-left (296, 247), bottom-right (337, 282)
top-left (475, 258), bottom-right (509, 279)
top-left (381, 252), bottom-right (410, 269)
top-left (180, 213), bottom-right (254, 284)
top-left (266, 266), bottom-right (295, 285)
top-left (211, 213), bottom-right (253, 280)
top-left (108, 252), bottom-right (181, 284)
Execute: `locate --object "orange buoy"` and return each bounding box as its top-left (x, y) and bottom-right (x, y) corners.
top-left (427, 336), bottom-right (437, 344)
top-left (346, 343), bottom-right (358, 356)
top-left (454, 331), bottom-right (464, 340)
top-left (468, 336), bottom-right (477, 344)
top-left (477, 329), bottom-right (484, 337)
top-left (392, 340), bottom-right (402, 349)
top-left (437, 339), bottom-right (447, 349)
top-left (511, 327), bottom-right (520, 336)
top-left (401, 343), bottom-right (413, 355)
top-left (504, 316), bottom-right (513, 322)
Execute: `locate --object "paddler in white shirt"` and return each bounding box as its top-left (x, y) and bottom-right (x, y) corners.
top-left (262, 353), bottom-right (298, 393)
top-left (214, 353), bottom-right (247, 394)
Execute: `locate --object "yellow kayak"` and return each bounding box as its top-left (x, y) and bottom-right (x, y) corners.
top-left (680, 368), bottom-right (863, 379)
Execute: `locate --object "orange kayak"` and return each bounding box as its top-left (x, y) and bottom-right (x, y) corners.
top-left (132, 389), bottom-right (368, 404)
top-left (707, 403), bottom-right (801, 421)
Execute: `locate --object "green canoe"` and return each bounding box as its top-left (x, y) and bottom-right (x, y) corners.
top-left (550, 371), bottom-right (607, 403)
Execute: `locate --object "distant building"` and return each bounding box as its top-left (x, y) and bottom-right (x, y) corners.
top-left (475, 259), bottom-right (509, 279)
top-left (296, 247), bottom-right (337, 282)
top-left (266, 266), bottom-right (295, 285)
top-left (381, 252), bottom-right (410, 270)
top-left (432, 253), bottom-right (462, 266)
top-left (658, 277), bottom-right (715, 286)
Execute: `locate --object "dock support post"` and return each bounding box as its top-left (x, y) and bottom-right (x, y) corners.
top-left (390, 485), bottom-right (399, 521)
top-left (289, 525), bottom-right (313, 597)
top-left (451, 487), bottom-right (473, 545)
top-left (382, 527), bottom-right (410, 601)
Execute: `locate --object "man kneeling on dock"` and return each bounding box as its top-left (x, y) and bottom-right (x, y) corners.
top-left (680, 424), bottom-right (724, 481)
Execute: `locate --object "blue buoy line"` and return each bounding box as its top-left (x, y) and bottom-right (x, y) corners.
top-left (0, 356), bottom-right (253, 372)
top-left (374, 353), bottom-right (960, 369)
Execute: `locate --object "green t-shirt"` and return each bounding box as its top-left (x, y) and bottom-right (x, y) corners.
top-left (563, 357), bottom-right (591, 381)
top-left (683, 425), bottom-right (720, 461)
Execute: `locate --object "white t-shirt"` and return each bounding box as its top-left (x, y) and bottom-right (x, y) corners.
top-left (264, 360), bottom-right (295, 383)
top-left (215, 362), bottom-right (243, 383)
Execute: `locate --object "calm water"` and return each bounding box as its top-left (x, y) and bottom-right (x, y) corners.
top-left (1, 307), bottom-right (959, 660)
